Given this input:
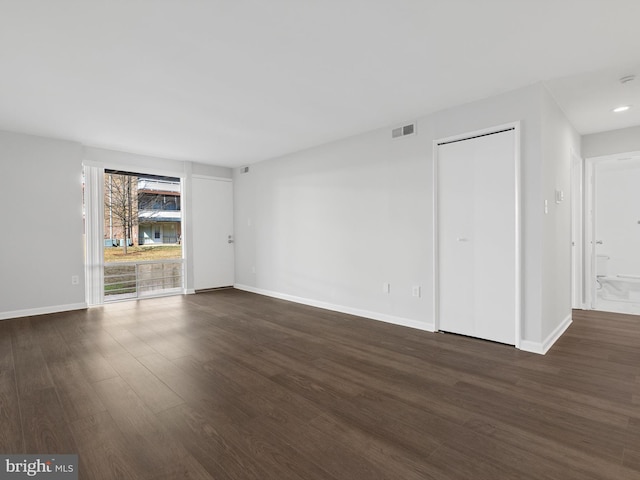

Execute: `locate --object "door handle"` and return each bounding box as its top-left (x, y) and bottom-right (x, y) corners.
top-left (596, 240), bottom-right (603, 245)
top-left (457, 237), bottom-right (469, 242)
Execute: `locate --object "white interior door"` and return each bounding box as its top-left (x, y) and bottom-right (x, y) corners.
top-left (437, 129), bottom-right (517, 345)
top-left (192, 177), bottom-right (235, 290)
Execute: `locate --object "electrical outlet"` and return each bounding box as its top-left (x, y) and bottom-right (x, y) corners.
top-left (71, 275), bottom-right (79, 285)
top-left (412, 285), bottom-right (421, 298)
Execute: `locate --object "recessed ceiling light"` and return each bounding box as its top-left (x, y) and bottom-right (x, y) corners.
top-left (613, 105), bottom-right (631, 113)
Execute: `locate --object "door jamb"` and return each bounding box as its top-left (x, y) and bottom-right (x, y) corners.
top-left (570, 149), bottom-right (586, 310)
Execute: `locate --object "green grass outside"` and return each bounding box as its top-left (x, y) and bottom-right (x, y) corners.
top-left (104, 283), bottom-right (136, 294)
top-left (104, 244), bottom-right (182, 263)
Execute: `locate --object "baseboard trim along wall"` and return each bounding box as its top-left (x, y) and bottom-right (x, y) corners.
top-left (234, 284), bottom-right (435, 333)
top-left (235, 285), bottom-right (573, 354)
top-left (520, 314), bottom-right (573, 355)
top-left (0, 302), bottom-right (88, 321)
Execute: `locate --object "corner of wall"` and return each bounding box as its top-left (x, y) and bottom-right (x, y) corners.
top-left (519, 313), bottom-right (572, 355)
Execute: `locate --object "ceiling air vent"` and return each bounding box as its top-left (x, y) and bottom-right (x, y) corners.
top-left (240, 166), bottom-right (250, 174)
top-left (392, 122), bottom-right (416, 139)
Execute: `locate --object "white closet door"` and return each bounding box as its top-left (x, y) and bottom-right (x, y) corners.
top-left (192, 177), bottom-right (235, 289)
top-left (438, 129), bottom-right (516, 345)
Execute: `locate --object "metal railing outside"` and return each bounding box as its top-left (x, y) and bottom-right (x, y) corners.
top-left (138, 235), bottom-right (179, 245)
top-left (104, 259), bottom-right (183, 301)
top-left (137, 178), bottom-right (181, 193)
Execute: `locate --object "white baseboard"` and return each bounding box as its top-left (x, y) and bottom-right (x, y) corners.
top-left (234, 284), bottom-right (435, 333)
top-left (520, 313), bottom-right (572, 355)
top-left (0, 302), bottom-right (88, 321)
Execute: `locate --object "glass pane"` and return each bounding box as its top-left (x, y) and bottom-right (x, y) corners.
top-left (103, 170), bottom-right (183, 302)
top-left (104, 171), bottom-right (182, 263)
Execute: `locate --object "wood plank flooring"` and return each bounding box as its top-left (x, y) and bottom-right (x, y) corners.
top-left (1, 290), bottom-right (640, 479)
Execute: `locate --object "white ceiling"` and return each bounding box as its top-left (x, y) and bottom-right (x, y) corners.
top-left (546, 64), bottom-right (640, 135)
top-left (0, 1), bottom-right (638, 167)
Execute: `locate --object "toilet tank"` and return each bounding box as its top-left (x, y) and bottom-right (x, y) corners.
top-left (597, 255), bottom-right (609, 276)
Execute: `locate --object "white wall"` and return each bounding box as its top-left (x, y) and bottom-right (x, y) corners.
top-left (540, 87), bottom-right (580, 344)
top-left (234, 83), bottom-right (577, 351)
top-left (582, 126), bottom-right (640, 158)
top-left (83, 147), bottom-right (232, 180)
top-left (0, 131), bottom-right (86, 318)
top-left (192, 162), bottom-right (232, 179)
top-left (235, 123), bottom-right (433, 329)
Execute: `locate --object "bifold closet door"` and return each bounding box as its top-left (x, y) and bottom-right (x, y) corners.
top-left (437, 129), bottom-right (516, 345)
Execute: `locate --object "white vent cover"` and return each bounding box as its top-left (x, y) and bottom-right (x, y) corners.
top-left (392, 123), bottom-right (416, 139)
top-left (240, 166), bottom-right (250, 174)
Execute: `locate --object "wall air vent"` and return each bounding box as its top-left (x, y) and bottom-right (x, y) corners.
top-left (392, 122), bottom-right (416, 139)
top-left (240, 166), bottom-right (250, 174)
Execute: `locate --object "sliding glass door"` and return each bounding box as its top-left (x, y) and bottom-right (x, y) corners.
top-left (84, 166), bottom-right (184, 304)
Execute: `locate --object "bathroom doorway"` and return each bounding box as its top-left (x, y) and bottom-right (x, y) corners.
top-left (585, 151), bottom-right (640, 314)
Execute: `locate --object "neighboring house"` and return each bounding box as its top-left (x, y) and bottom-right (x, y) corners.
top-left (104, 173), bottom-right (181, 246)
top-left (137, 176), bottom-right (182, 245)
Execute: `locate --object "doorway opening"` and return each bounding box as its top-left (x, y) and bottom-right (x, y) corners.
top-left (585, 151), bottom-right (640, 314)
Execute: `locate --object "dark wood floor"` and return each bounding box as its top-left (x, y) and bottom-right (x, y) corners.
top-left (1, 290), bottom-right (639, 479)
